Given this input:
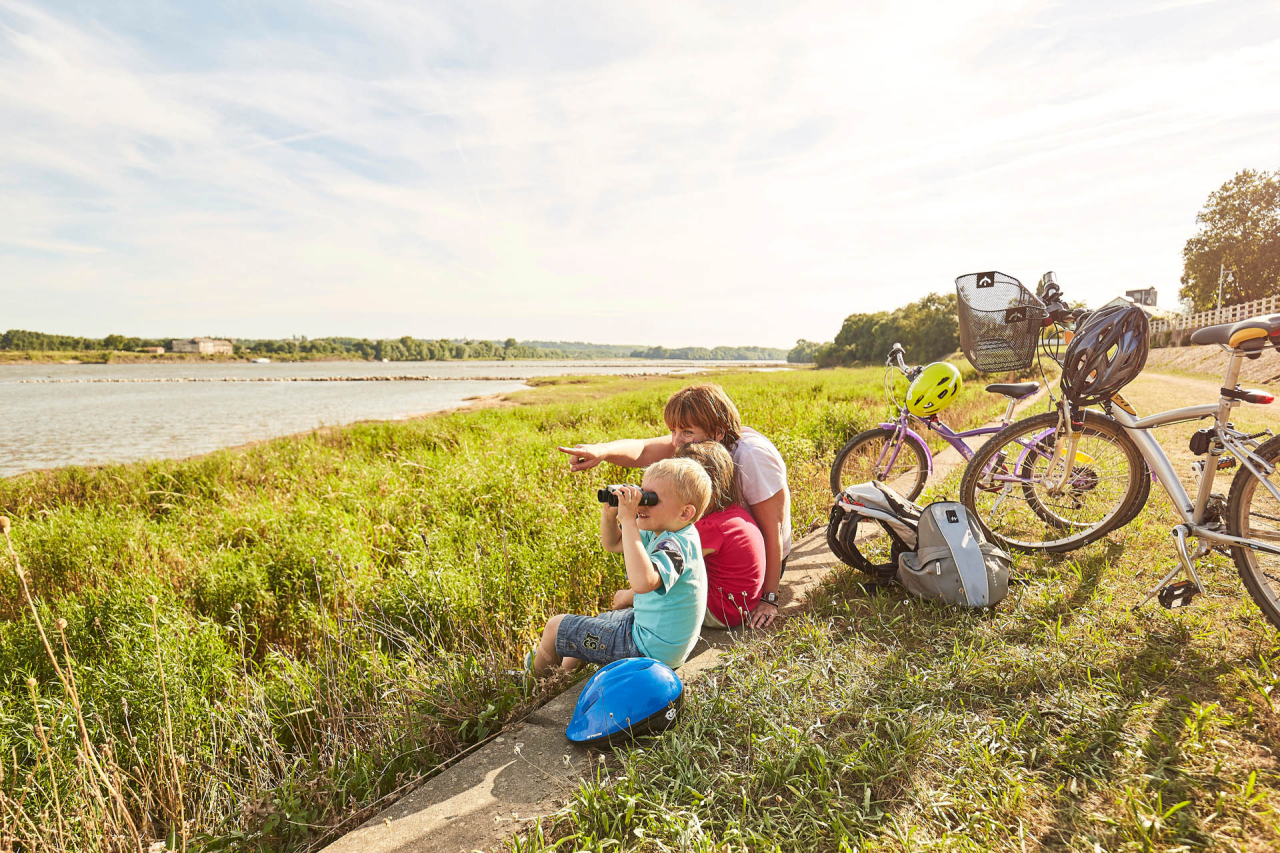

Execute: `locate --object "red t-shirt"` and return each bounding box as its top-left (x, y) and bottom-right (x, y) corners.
top-left (695, 504), bottom-right (766, 627)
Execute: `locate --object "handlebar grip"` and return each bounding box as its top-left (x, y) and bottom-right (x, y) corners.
top-left (1041, 303), bottom-right (1083, 329)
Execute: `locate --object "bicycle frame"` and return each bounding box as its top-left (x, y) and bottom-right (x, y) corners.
top-left (875, 394), bottom-right (1028, 476)
top-left (1121, 353), bottom-right (1277, 511)
top-left (864, 343), bottom-right (1040, 489)
top-left (1050, 348), bottom-right (1280, 601)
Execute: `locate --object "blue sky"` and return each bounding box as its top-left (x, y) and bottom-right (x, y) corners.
top-left (3, 0), bottom-right (1279, 347)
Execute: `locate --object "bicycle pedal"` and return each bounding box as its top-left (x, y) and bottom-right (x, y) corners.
top-left (1157, 581), bottom-right (1200, 610)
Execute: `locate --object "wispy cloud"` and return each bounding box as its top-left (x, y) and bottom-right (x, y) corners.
top-left (2, 0), bottom-right (1279, 346)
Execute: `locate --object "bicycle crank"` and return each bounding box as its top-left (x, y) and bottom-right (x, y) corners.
top-left (1133, 525), bottom-right (1208, 612)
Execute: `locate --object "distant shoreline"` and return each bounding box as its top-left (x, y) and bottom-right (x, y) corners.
top-left (0, 351), bottom-right (788, 366)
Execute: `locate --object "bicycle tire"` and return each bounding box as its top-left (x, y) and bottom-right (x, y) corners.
top-left (959, 409), bottom-right (1148, 553)
top-left (830, 427), bottom-right (929, 500)
top-left (1227, 434), bottom-right (1280, 630)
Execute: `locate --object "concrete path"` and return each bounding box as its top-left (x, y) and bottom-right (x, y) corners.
top-left (320, 388), bottom-right (1048, 853)
top-left (319, 528), bottom-right (838, 853)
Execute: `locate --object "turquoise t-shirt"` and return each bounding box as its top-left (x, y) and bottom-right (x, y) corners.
top-left (632, 525), bottom-right (707, 668)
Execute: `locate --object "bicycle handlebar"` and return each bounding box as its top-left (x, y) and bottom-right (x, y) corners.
top-left (885, 344), bottom-right (921, 380)
top-left (1045, 301), bottom-right (1077, 325)
top-left (1037, 272), bottom-right (1083, 327)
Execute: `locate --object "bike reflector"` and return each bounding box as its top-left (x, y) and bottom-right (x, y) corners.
top-left (1221, 387), bottom-right (1275, 405)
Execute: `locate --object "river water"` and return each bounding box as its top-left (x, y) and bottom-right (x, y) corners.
top-left (1, 360), bottom-right (768, 478)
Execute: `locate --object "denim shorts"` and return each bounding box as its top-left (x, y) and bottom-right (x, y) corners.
top-left (555, 608), bottom-right (641, 665)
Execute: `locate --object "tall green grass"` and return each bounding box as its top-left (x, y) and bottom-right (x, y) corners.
top-left (513, 475), bottom-right (1280, 852)
top-left (0, 366), bottom-right (1010, 852)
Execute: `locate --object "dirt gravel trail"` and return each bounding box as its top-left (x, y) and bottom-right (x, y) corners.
top-left (1146, 344), bottom-right (1280, 386)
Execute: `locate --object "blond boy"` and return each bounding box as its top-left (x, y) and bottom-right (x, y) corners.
top-left (532, 458), bottom-right (710, 674)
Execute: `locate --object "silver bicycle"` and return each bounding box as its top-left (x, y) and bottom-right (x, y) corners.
top-left (961, 310), bottom-right (1280, 624)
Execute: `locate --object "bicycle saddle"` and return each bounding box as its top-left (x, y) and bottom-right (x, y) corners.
top-left (1189, 314), bottom-right (1280, 352)
top-left (984, 382), bottom-right (1039, 399)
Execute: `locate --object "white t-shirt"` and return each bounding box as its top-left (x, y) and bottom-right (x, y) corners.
top-left (731, 427), bottom-right (792, 559)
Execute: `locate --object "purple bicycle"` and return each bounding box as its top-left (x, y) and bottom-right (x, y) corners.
top-left (829, 342), bottom-right (1040, 499)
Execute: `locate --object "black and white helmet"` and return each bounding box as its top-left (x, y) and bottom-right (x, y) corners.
top-left (1060, 304), bottom-right (1149, 406)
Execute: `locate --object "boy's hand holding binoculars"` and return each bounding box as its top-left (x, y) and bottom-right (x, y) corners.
top-left (601, 484), bottom-right (645, 518)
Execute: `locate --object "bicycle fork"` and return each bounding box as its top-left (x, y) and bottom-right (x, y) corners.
top-left (1041, 402), bottom-right (1085, 496)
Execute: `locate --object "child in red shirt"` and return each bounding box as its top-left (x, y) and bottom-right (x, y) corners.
top-left (675, 441), bottom-right (766, 628)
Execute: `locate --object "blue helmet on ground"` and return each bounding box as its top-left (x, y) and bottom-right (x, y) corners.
top-left (565, 657), bottom-right (684, 747)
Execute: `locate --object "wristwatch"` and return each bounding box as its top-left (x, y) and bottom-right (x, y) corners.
top-left (761, 592), bottom-right (779, 606)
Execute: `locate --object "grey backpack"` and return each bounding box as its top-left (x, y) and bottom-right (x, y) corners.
top-left (897, 502), bottom-right (1011, 608)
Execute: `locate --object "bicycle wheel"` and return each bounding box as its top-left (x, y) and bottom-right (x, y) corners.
top-left (959, 409), bottom-right (1148, 553)
top-left (830, 427), bottom-right (929, 500)
top-left (1228, 435), bottom-right (1280, 629)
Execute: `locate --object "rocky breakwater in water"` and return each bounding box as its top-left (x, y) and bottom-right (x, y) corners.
top-left (18, 375), bottom-right (525, 383)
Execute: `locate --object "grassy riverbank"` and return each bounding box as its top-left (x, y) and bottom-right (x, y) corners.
top-left (518, 512), bottom-right (1280, 853)
top-left (511, 372), bottom-right (1280, 853)
top-left (0, 364), bottom-right (1009, 852)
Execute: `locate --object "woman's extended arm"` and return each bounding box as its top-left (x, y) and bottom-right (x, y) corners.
top-left (558, 436), bottom-right (676, 472)
top-left (746, 489), bottom-right (787, 628)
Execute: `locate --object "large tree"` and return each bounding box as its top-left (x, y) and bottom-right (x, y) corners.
top-left (817, 292), bottom-right (959, 367)
top-left (1180, 169), bottom-right (1280, 312)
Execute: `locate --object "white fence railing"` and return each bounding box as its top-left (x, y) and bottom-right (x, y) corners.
top-left (1150, 293), bottom-right (1280, 335)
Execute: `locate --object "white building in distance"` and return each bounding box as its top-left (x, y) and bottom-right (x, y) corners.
top-left (169, 338), bottom-right (233, 355)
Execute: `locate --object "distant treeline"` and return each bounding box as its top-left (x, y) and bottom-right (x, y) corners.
top-left (0, 330), bottom-right (167, 352)
top-left (2, 330), bottom-right (787, 361)
top-left (243, 336), bottom-right (555, 360)
top-left (517, 340), bottom-right (638, 358)
top-left (785, 293), bottom-right (959, 367)
top-left (628, 345), bottom-right (785, 360)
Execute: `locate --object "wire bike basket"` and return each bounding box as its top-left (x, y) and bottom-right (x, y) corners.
top-left (955, 271), bottom-right (1047, 373)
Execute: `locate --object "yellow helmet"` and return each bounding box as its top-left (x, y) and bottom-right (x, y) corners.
top-left (906, 362), bottom-right (962, 417)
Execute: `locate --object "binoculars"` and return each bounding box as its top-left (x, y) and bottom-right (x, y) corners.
top-left (597, 486), bottom-right (659, 507)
